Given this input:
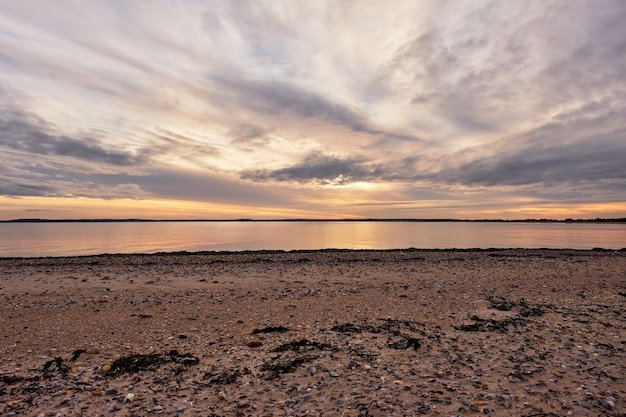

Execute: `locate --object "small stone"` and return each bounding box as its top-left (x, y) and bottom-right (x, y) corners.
top-left (218, 391), bottom-right (227, 400)
top-left (247, 340), bottom-right (263, 348)
top-left (101, 364), bottom-right (112, 375)
top-left (124, 393), bottom-right (135, 402)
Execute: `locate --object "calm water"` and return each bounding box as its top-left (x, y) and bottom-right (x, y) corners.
top-left (0, 221), bottom-right (624, 257)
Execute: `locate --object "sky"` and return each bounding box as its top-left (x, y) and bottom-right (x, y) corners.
top-left (1, 0), bottom-right (625, 220)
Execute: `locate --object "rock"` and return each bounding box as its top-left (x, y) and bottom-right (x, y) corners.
top-left (101, 364), bottom-right (112, 375)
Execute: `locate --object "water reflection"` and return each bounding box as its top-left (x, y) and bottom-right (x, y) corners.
top-left (0, 221), bottom-right (624, 257)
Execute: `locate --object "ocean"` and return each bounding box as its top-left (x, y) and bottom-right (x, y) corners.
top-left (1, 221), bottom-right (624, 257)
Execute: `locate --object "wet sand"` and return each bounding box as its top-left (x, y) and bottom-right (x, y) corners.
top-left (1, 249), bottom-right (625, 416)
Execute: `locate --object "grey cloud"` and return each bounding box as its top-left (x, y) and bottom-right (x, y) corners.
top-left (241, 152), bottom-right (383, 185)
top-left (0, 177), bottom-right (58, 197)
top-left (148, 128), bottom-right (220, 165)
top-left (135, 168), bottom-right (292, 205)
top-left (540, 2), bottom-right (626, 104)
top-left (377, 25), bottom-right (524, 129)
top-left (0, 111), bottom-right (147, 167)
top-left (212, 76), bottom-right (420, 143)
top-left (239, 94), bottom-right (626, 197)
top-left (214, 76), bottom-right (369, 129)
top-left (0, 157), bottom-right (299, 206)
top-left (376, 1), bottom-right (626, 135)
top-left (228, 123), bottom-right (271, 147)
top-left (421, 101), bottom-right (626, 192)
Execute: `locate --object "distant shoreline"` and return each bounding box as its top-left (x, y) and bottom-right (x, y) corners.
top-left (2, 217), bottom-right (626, 223)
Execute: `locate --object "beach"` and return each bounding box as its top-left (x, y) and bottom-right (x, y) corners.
top-left (1, 249), bottom-right (625, 416)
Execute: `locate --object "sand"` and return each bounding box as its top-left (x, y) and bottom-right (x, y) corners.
top-left (0, 249), bottom-right (625, 417)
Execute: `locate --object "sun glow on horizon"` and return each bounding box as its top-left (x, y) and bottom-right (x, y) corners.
top-left (1, 195), bottom-right (624, 222)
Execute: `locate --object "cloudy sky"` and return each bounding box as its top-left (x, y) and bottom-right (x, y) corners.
top-left (1, 0), bottom-right (625, 220)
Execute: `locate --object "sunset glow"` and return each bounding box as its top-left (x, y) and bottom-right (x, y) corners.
top-left (1, 1), bottom-right (625, 220)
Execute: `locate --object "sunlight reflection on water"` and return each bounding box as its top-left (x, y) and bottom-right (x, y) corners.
top-left (0, 221), bottom-right (624, 257)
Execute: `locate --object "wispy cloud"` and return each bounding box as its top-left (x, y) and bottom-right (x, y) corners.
top-left (0, 0), bottom-right (625, 219)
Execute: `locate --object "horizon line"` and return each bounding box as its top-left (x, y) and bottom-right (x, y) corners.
top-left (2, 217), bottom-right (625, 223)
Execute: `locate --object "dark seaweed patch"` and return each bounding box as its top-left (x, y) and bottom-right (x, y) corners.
top-left (208, 369), bottom-right (242, 385)
top-left (70, 349), bottom-right (87, 361)
top-left (260, 355), bottom-right (317, 377)
top-left (388, 337), bottom-right (421, 351)
top-left (456, 316), bottom-right (527, 333)
top-left (331, 323), bottom-right (362, 333)
top-left (108, 350), bottom-right (199, 376)
top-left (42, 357), bottom-right (70, 378)
top-left (251, 326), bottom-right (289, 334)
top-left (272, 339), bottom-right (335, 353)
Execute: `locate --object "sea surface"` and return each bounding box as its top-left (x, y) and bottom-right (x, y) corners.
top-left (0, 221), bottom-right (624, 258)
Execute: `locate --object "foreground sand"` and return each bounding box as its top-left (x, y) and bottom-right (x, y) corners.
top-left (1, 249), bottom-right (625, 417)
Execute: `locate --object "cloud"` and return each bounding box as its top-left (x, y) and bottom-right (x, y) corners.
top-left (1, 120), bottom-right (146, 166)
top-left (228, 123), bottom-right (270, 147)
top-left (0, 176), bottom-right (58, 197)
top-left (211, 75), bottom-right (419, 144)
top-left (0, 104), bottom-right (148, 166)
top-left (240, 152), bottom-right (377, 185)
top-left (412, 97), bottom-right (626, 199)
top-left (0, 1), bottom-right (625, 219)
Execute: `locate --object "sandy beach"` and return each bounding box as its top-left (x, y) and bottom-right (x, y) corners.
top-left (1, 249), bottom-right (625, 416)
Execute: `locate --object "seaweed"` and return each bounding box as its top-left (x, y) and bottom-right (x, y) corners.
top-left (260, 355), bottom-right (317, 376)
top-left (487, 296), bottom-right (516, 311)
top-left (108, 350), bottom-right (199, 376)
top-left (42, 357), bottom-right (70, 378)
top-left (456, 316), bottom-right (527, 333)
top-left (208, 369), bottom-right (242, 385)
top-left (332, 319), bottom-right (425, 351)
top-left (70, 349), bottom-right (87, 361)
top-left (251, 325), bottom-right (289, 334)
top-left (272, 339), bottom-right (335, 353)
top-left (486, 296), bottom-right (548, 317)
top-left (388, 337), bottom-right (421, 351)
top-left (331, 323), bottom-right (362, 333)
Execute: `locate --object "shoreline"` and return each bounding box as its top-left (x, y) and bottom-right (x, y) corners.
top-left (2, 246), bottom-right (625, 261)
top-left (1, 249), bottom-right (625, 416)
